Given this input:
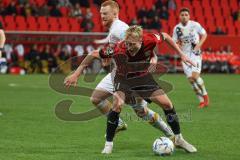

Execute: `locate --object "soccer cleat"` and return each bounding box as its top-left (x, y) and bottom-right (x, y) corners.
top-left (115, 121), bottom-right (127, 134)
top-left (203, 95), bottom-right (209, 106)
top-left (101, 141), bottom-right (113, 154)
top-left (198, 102), bottom-right (205, 109)
top-left (174, 134), bottom-right (197, 153)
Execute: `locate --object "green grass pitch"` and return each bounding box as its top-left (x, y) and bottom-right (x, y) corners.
top-left (0, 74), bottom-right (240, 160)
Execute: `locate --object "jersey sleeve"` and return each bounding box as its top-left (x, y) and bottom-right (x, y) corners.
top-left (99, 44), bottom-right (115, 59)
top-left (152, 33), bottom-right (162, 43)
top-left (195, 22), bottom-right (206, 35)
top-left (172, 26), bottom-right (178, 42)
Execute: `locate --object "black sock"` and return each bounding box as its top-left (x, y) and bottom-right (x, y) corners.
top-left (163, 107), bottom-right (181, 135)
top-left (106, 110), bottom-right (120, 142)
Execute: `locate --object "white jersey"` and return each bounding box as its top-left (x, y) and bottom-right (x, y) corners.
top-left (106, 19), bottom-right (129, 44)
top-left (172, 20), bottom-right (206, 54)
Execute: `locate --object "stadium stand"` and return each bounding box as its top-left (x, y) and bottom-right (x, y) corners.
top-left (0, 0), bottom-right (240, 74)
top-left (0, 0), bottom-right (239, 34)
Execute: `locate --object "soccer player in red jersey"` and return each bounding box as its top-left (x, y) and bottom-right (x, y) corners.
top-left (100, 25), bottom-right (197, 154)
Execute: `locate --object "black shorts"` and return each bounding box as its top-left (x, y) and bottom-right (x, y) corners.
top-left (114, 73), bottom-right (162, 103)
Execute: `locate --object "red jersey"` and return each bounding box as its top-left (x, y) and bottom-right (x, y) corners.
top-left (100, 33), bottom-right (163, 77)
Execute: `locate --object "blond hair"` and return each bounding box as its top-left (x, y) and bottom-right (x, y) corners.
top-left (125, 25), bottom-right (143, 40)
top-left (101, 0), bottom-right (120, 12)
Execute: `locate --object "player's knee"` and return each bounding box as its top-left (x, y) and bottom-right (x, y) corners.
top-left (162, 101), bottom-right (173, 110)
top-left (112, 104), bottom-right (122, 112)
top-left (134, 107), bottom-right (147, 118)
top-left (188, 77), bottom-right (195, 83)
top-left (112, 98), bottom-right (124, 112)
top-left (90, 96), bottom-right (101, 106)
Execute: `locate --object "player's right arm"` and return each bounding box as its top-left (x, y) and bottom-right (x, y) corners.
top-left (64, 50), bottom-right (100, 88)
top-left (64, 43), bottom-right (115, 88)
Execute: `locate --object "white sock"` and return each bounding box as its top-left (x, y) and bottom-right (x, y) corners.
top-left (143, 108), bottom-right (174, 137)
top-left (196, 77), bottom-right (207, 95)
top-left (105, 141), bottom-right (113, 146)
top-left (192, 82), bottom-right (204, 102)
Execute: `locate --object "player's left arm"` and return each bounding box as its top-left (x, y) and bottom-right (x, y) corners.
top-left (148, 50), bottom-right (158, 72)
top-left (160, 32), bottom-right (196, 67)
top-left (194, 23), bottom-right (207, 51)
top-left (0, 29), bottom-right (6, 58)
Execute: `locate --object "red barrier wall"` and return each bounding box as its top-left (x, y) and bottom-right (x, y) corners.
top-left (158, 35), bottom-right (240, 54)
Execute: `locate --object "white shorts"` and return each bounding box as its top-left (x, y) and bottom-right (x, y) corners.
top-left (95, 73), bottom-right (114, 94)
top-left (95, 73), bottom-right (147, 109)
top-left (182, 53), bottom-right (202, 78)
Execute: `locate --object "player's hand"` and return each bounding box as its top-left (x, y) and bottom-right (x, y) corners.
top-left (148, 56), bottom-right (157, 73)
top-left (64, 73), bottom-right (79, 88)
top-left (181, 54), bottom-right (196, 67)
top-left (94, 39), bottom-right (101, 44)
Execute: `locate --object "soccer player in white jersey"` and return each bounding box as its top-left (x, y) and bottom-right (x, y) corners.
top-left (173, 8), bottom-right (209, 108)
top-left (65, 0), bottom-right (174, 140)
top-left (0, 21), bottom-right (6, 72)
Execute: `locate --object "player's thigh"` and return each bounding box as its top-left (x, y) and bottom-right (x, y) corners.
top-left (182, 62), bottom-right (193, 78)
top-left (191, 55), bottom-right (202, 78)
top-left (149, 89), bottom-right (173, 110)
top-left (95, 73), bottom-right (114, 94)
top-left (91, 89), bottom-right (112, 105)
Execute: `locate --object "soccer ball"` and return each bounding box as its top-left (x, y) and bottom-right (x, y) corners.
top-left (152, 137), bottom-right (174, 156)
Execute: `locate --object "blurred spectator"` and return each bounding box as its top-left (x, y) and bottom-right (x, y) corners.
top-left (38, 4), bottom-right (50, 16)
top-left (85, 8), bottom-right (93, 19)
top-left (15, 44), bottom-right (25, 58)
top-left (18, 0), bottom-right (28, 5)
top-left (64, 44), bottom-right (72, 55)
top-left (149, 16), bottom-right (162, 30)
top-left (93, 0), bottom-right (102, 6)
top-left (40, 44), bottom-right (57, 73)
top-left (30, 2), bottom-right (39, 16)
top-left (81, 17), bottom-right (95, 32)
top-left (148, 6), bottom-right (158, 19)
top-left (212, 27), bottom-right (226, 35)
top-left (23, 2), bottom-right (38, 16)
top-left (59, 46), bottom-right (71, 60)
top-left (130, 18), bottom-right (138, 25)
top-left (47, 0), bottom-right (59, 7)
top-left (0, 3), bottom-right (6, 15)
top-left (226, 45), bottom-right (233, 54)
top-left (159, 6), bottom-right (169, 20)
top-left (232, 9), bottom-right (240, 21)
top-left (69, 0), bottom-right (78, 6)
top-left (25, 44), bottom-right (42, 73)
top-left (69, 3), bottom-right (83, 18)
top-left (4, 44), bottom-right (13, 61)
top-left (54, 44), bottom-right (62, 57)
top-left (79, 0), bottom-right (90, 8)
top-left (50, 5), bottom-right (62, 17)
top-left (168, 0), bottom-right (176, 10)
top-left (156, 0), bottom-right (163, 9)
top-left (5, 1), bottom-right (17, 15)
top-left (58, 0), bottom-right (72, 7)
top-left (74, 45), bottom-right (84, 56)
top-left (137, 7), bottom-right (147, 19)
top-left (140, 16), bottom-right (149, 29)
